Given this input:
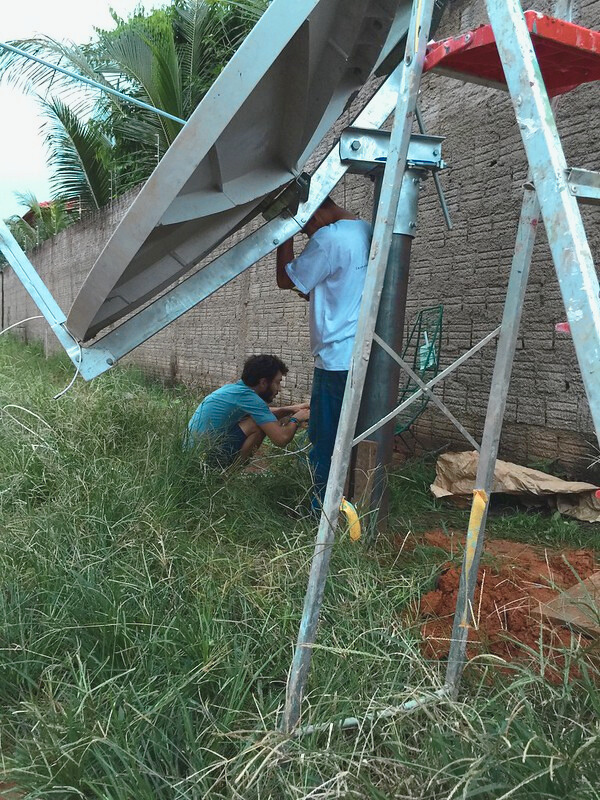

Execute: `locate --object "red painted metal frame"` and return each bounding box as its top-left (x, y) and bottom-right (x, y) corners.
top-left (424, 10), bottom-right (600, 96)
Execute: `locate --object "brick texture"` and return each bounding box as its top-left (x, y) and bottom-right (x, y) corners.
top-left (2, 0), bottom-right (600, 479)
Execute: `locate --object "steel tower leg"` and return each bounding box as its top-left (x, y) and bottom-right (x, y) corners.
top-left (446, 0), bottom-right (586, 693)
top-left (281, 0), bottom-right (437, 734)
top-left (444, 185), bottom-right (540, 692)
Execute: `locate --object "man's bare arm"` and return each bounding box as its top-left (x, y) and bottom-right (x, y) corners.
top-left (276, 240), bottom-right (295, 289)
top-left (260, 407), bottom-right (310, 447)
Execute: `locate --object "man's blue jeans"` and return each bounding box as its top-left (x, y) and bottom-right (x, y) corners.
top-left (308, 367), bottom-right (348, 508)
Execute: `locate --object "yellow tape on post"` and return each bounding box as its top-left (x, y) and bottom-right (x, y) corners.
top-left (340, 499), bottom-right (361, 541)
top-left (459, 489), bottom-right (488, 628)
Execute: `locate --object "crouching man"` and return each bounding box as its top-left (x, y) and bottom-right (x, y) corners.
top-left (186, 354), bottom-right (309, 467)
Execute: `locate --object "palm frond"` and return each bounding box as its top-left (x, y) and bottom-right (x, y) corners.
top-left (220, 0), bottom-right (270, 49)
top-left (5, 192), bottom-right (74, 248)
top-left (0, 37), bottom-right (112, 113)
top-left (175, 0), bottom-right (225, 111)
top-left (100, 20), bottom-right (184, 146)
top-left (4, 213), bottom-right (39, 251)
top-left (174, 0), bottom-right (268, 115)
top-left (109, 112), bottom-right (165, 184)
top-left (40, 97), bottom-right (113, 212)
top-left (13, 190), bottom-right (44, 218)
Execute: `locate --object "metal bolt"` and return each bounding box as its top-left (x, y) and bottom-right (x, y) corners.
top-left (350, 140), bottom-right (361, 151)
top-left (572, 185), bottom-right (578, 193)
top-left (409, 221), bottom-right (417, 229)
top-left (433, 149), bottom-right (439, 156)
top-left (405, 55), bottom-right (412, 65)
top-left (465, 33), bottom-right (471, 42)
top-left (106, 358), bottom-right (114, 366)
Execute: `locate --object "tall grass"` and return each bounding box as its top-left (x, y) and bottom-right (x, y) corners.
top-left (0, 336), bottom-right (598, 799)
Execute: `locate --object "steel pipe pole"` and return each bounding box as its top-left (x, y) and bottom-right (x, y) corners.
top-left (355, 168), bottom-right (422, 529)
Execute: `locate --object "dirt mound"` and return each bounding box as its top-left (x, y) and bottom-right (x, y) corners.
top-left (418, 530), bottom-right (597, 679)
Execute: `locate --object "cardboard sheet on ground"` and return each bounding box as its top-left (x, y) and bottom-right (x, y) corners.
top-left (430, 450), bottom-right (600, 523)
top-left (535, 572), bottom-right (600, 636)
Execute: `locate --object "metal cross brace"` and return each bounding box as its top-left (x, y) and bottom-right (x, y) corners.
top-left (372, 331), bottom-right (480, 450)
top-left (353, 325), bottom-right (500, 445)
top-left (0, 219), bottom-right (81, 367)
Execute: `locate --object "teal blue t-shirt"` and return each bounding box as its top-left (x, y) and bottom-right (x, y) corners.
top-left (187, 380), bottom-right (276, 442)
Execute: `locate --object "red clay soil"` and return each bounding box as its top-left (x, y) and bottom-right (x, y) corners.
top-left (417, 530), bottom-right (597, 680)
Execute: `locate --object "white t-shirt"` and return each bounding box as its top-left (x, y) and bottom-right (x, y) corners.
top-left (286, 219), bottom-right (372, 371)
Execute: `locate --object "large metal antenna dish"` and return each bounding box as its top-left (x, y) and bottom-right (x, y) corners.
top-left (67, 0), bottom-right (414, 342)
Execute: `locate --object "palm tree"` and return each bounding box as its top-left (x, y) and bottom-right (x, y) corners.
top-left (4, 191), bottom-right (75, 252)
top-left (0, 1), bottom-right (268, 200)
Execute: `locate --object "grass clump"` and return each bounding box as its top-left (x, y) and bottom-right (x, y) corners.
top-left (0, 335), bottom-right (598, 799)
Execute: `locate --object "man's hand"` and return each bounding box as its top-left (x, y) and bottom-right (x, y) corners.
top-left (291, 407), bottom-right (310, 423)
top-left (270, 402), bottom-right (309, 420)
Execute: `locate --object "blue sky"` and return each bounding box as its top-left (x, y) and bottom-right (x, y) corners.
top-left (0, 0), bottom-right (162, 220)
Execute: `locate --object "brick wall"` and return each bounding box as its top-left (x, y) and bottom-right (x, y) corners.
top-left (3, 0), bottom-right (600, 478)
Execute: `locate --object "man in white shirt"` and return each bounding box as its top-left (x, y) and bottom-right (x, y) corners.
top-left (276, 196), bottom-right (372, 506)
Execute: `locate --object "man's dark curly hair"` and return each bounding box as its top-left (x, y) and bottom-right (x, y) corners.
top-left (241, 354), bottom-right (288, 387)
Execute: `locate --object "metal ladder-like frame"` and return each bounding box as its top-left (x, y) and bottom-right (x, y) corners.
top-left (283, 0), bottom-right (600, 732)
